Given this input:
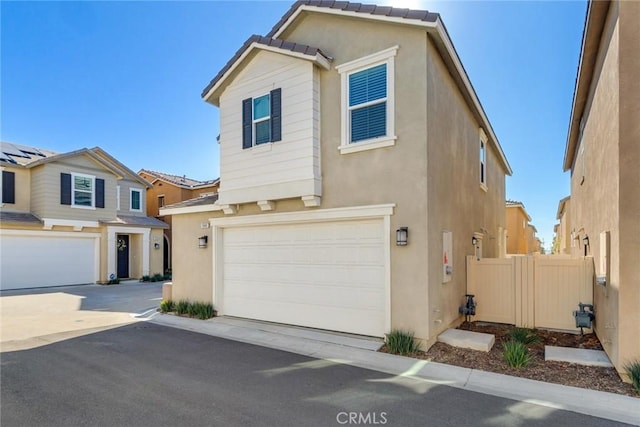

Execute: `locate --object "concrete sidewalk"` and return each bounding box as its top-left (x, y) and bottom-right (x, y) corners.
top-left (146, 313), bottom-right (639, 426)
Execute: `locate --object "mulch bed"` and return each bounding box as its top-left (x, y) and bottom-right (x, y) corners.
top-left (380, 322), bottom-right (638, 398)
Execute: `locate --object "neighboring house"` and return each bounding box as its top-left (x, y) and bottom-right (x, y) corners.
top-left (138, 169), bottom-right (219, 271)
top-left (526, 225), bottom-right (542, 254)
top-left (563, 0), bottom-right (639, 377)
top-left (505, 200), bottom-right (534, 255)
top-left (0, 142), bottom-right (167, 290)
top-left (162, 1), bottom-right (512, 345)
top-left (553, 196), bottom-right (571, 255)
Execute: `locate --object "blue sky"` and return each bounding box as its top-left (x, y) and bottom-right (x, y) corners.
top-left (1, 1), bottom-right (587, 250)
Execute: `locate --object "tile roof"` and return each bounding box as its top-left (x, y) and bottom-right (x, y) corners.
top-left (506, 200), bottom-right (523, 206)
top-left (0, 211), bottom-right (43, 225)
top-left (139, 169), bottom-right (219, 189)
top-left (100, 215), bottom-right (169, 229)
top-left (266, 1), bottom-right (439, 39)
top-left (163, 193), bottom-right (219, 210)
top-left (201, 35), bottom-right (330, 99)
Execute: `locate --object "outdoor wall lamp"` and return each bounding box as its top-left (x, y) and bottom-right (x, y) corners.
top-left (583, 235), bottom-right (589, 256)
top-left (154, 243), bottom-right (160, 250)
top-left (471, 236), bottom-right (478, 246)
top-left (396, 227), bottom-right (408, 246)
top-left (198, 235), bottom-right (208, 248)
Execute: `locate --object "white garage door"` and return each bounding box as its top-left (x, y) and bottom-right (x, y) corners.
top-left (0, 234), bottom-right (97, 290)
top-left (222, 219), bottom-right (387, 337)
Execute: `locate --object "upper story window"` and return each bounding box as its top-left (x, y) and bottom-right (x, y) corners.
top-left (158, 195), bottom-right (165, 208)
top-left (60, 172), bottom-right (104, 209)
top-left (479, 129), bottom-right (488, 191)
top-left (336, 46), bottom-right (398, 154)
top-left (242, 88), bottom-right (281, 149)
top-left (1, 170), bottom-right (15, 204)
top-left (73, 173), bottom-right (94, 207)
top-left (130, 188), bottom-right (142, 212)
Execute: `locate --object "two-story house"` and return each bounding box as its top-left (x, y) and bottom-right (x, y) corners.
top-left (162, 1), bottom-right (512, 346)
top-left (138, 169), bottom-right (219, 271)
top-left (506, 200), bottom-right (532, 255)
top-left (553, 196), bottom-right (571, 255)
top-left (0, 142), bottom-right (167, 290)
top-left (563, 0), bottom-right (639, 378)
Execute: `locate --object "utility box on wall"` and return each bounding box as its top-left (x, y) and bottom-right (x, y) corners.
top-left (443, 231), bottom-right (453, 283)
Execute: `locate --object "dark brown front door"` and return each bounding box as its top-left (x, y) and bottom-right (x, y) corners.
top-left (117, 235), bottom-right (130, 278)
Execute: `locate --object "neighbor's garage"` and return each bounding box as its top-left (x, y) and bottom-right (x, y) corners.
top-left (0, 232), bottom-right (98, 290)
top-left (220, 218), bottom-right (387, 337)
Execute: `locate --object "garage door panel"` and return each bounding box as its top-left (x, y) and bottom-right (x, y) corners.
top-left (222, 219), bottom-right (386, 337)
top-left (0, 234), bottom-right (96, 290)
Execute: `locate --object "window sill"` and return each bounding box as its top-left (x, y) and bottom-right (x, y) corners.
top-left (71, 205), bottom-right (96, 210)
top-left (250, 142), bottom-right (273, 154)
top-left (479, 183), bottom-right (488, 192)
top-left (339, 136), bottom-right (396, 155)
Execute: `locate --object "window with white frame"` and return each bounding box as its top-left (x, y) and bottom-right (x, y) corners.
top-left (336, 46), bottom-right (397, 154)
top-left (253, 94), bottom-right (271, 145)
top-left (72, 173), bottom-right (95, 207)
top-left (479, 129), bottom-right (487, 190)
top-left (242, 89), bottom-right (281, 149)
top-left (130, 188), bottom-right (142, 212)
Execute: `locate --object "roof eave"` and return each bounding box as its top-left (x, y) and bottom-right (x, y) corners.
top-left (563, 0), bottom-right (611, 172)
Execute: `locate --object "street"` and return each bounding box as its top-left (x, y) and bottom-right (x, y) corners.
top-left (0, 284), bottom-right (630, 427)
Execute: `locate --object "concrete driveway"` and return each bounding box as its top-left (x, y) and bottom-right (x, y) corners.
top-left (0, 281), bottom-right (162, 351)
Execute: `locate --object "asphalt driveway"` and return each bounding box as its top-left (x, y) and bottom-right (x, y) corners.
top-left (1, 322), bottom-right (627, 427)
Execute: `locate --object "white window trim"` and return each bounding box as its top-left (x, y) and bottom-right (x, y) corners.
top-left (479, 128), bottom-right (488, 192)
top-left (71, 172), bottom-right (96, 210)
top-left (158, 194), bottom-right (165, 208)
top-left (116, 185), bottom-right (121, 211)
top-left (130, 188), bottom-right (143, 212)
top-left (252, 92), bottom-right (271, 146)
top-left (336, 46), bottom-right (398, 154)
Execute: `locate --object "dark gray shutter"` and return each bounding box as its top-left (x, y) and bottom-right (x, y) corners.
top-left (270, 88), bottom-right (281, 142)
top-left (242, 98), bottom-right (252, 149)
top-left (96, 178), bottom-right (105, 208)
top-left (2, 171), bottom-right (15, 204)
top-left (61, 173), bottom-right (72, 205)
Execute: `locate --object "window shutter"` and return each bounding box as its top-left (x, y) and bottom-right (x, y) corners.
top-left (96, 178), bottom-right (105, 208)
top-left (2, 170), bottom-right (15, 204)
top-left (60, 173), bottom-right (72, 205)
top-left (242, 98), bottom-right (252, 149)
top-left (270, 88), bottom-right (282, 142)
top-left (349, 64), bottom-right (387, 142)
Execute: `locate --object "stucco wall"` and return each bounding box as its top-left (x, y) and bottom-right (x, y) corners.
top-left (425, 36), bottom-right (507, 339)
top-left (506, 206), bottom-right (528, 254)
top-left (570, 2), bottom-right (620, 365)
top-left (149, 228), bottom-right (165, 275)
top-left (617, 0), bottom-right (640, 373)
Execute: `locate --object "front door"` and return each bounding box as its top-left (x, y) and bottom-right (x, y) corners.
top-left (116, 235), bottom-right (130, 278)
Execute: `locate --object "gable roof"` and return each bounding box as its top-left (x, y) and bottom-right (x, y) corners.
top-left (24, 146), bottom-right (151, 188)
top-left (201, 1), bottom-right (512, 176)
top-left (556, 195), bottom-right (570, 219)
top-left (506, 199), bottom-right (532, 221)
top-left (139, 169), bottom-right (220, 190)
top-left (201, 35), bottom-right (331, 104)
top-left (563, 0), bottom-right (611, 171)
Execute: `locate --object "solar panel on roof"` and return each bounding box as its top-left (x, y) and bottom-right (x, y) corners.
top-left (0, 143), bottom-right (31, 159)
top-left (11, 143), bottom-right (44, 156)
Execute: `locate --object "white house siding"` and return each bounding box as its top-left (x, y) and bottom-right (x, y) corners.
top-left (217, 50), bottom-right (321, 205)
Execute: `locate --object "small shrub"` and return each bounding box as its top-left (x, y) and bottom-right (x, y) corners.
top-left (385, 329), bottom-right (420, 355)
top-left (151, 273), bottom-right (165, 282)
top-left (140, 275), bottom-right (150, 282)
top-left (503, 340), bottom-right (531, 368)
top-left (624, 360), bottom-right (640, 394)
top-left (194, 302), bottom-right (215, 320)
top-left (163, 269), bottom-right (172, 280)
top-left (108, 278), bottom-right (120, 285)
top-left (508, 328), bottom-right (540, 345)
top-left (175, 300), bottom-right (189, 315)
top-left (160, 300), bottom-right (174, 313)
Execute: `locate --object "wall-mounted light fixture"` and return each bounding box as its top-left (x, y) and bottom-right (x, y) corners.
top-left (396, 227), bottom-right (408, 246)
top-left (154, 243), bottom-right (160, 250)
top-left (583, 235), bottom-right (589, 256)
top-left (198, 235), bottom-right (208, 248)
top-left (471, 236), bottom-right (478, 247)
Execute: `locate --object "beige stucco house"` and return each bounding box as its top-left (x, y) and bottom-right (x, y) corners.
top-left (505, 200), bottom-right (532, 255)
top-left (138, 169), bottom-right (219, 271)
top-left (162, 1), bottom-right (511, 345)
top-left (553, 196), bottom-right (571, 255)
top-left (563, 0), bottom-right (639, 377)
top-left (0, 142), bottom-right (167, 290)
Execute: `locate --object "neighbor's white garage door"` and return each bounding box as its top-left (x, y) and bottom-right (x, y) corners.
top-left (222, 219), bottom-right (386, 337)
top-left (0, 234), bottom-right (97, 290)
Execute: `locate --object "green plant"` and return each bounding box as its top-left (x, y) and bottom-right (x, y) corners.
top-left (140, 275), bottom-right (150, 282)
top-left (624, 360), bottom-right (640, 394)
top-left (164, 269), bottom-right (172, 280)
top-left (108, 278), bottom-right (120, 285)
top-left (151, 273), bottom-right (164, 282)
top-left (194, 302), bottom-right (215, 320)
top-left (385, 329), bottom-right (420, 355)
top-left (503, 340), bottom-right (531, 368)
top-left (508, 328), bottom-right (540, 345)
top-left (160, 300), bottom-right (174, 313)
top-left (175, 300), bottom-right (189, 315)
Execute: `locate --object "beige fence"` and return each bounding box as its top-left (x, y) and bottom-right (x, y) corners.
top-left (466, 255), bottom-right (594, 331)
